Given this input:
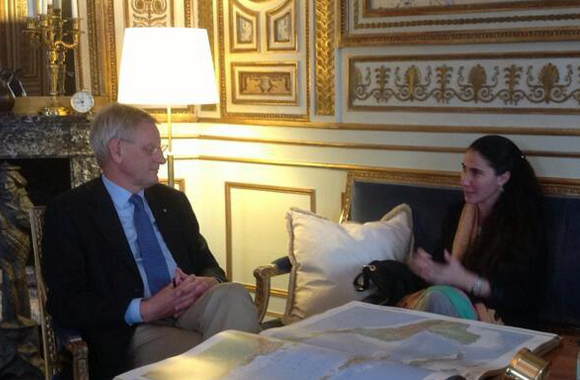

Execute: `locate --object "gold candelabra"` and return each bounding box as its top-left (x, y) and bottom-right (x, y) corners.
top-left (24, 5), bottom-right (81, 116)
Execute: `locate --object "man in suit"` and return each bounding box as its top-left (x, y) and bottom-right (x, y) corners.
top-left (42, 103), bottom-right (260, 380)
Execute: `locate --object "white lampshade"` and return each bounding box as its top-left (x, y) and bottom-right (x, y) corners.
top-left (117, 27), bottom-right (218, 106)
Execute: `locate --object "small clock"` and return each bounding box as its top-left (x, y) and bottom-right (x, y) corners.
top-left (70, 90), bottom-right (95, 114)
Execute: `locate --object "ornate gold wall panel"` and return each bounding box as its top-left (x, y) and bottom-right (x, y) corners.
top-left (229, 0), bottom-right (259, 52)
top-left (231, 62), bottom-right (298, 105)
top-left (315, 0), bottom-right (335, 116)
top-left (341, 0), bottom-right (580, 45)
top-left (348, 51), bottom-right (580, 115)
top-left (266, 0), bottom-right (297, 51)
top-left (218, 0), bottom-right (310, 120)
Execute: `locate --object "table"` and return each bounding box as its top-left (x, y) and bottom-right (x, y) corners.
top-left (545, 335), bottom-right (578, 380)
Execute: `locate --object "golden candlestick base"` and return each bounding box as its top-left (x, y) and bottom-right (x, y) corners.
top-left (40, 97), bottom-right (71, 116)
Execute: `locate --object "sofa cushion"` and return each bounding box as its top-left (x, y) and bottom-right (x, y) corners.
top-left (282, 204), bottom-right (413, 325)
top-left (348, 181), bottom-right (463, 254)
top-left (539, 195), bottom-right (580, 327)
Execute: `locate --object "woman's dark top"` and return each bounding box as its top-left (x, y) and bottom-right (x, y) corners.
top-left (433, 202), bottom-right (546, 328)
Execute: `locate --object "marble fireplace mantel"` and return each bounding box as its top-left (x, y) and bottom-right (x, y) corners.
top-left (0, 114), bottom-right (101, 380)
top-left (0, 114), bottom-right (100, 186)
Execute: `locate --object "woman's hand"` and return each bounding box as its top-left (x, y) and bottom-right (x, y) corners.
top-left (409, 248), bottom-right (470, 289)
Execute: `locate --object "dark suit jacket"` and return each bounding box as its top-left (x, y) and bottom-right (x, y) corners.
top-left (42, 177), bottom-right (226, 380)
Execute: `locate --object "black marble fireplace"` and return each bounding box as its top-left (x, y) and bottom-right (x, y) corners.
top-left (0, 114), bottom-right (100, 186)
top-left (0, 114), bottom-right (100, 379)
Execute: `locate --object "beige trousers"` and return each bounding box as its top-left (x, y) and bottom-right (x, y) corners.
top-left (127, 282), bottom-right (260, 368)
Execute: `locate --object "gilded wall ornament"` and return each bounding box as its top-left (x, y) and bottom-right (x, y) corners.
top-left (349, 52), bottom-right (580, 114)
top-left (266, 0), bottom-right (297, 51)
top-left (230, 0), bottom-right (259, 52)
top-left (341, 0), bottom-right (580, 45)
top-left (125, 0), bottom-right (171, 27)
top-left (232, 62), bottom-right (298, 105)
top-left (315, 0), bottom-right (335, 116)
top-left (219, 0), bottom-right (310, 120)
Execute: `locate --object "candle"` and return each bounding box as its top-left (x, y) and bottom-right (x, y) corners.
top-left (41, 0), bottom-right (47, 14)
top-left (27, 0), bottom-right (36, 17)
top-left (71, 0), bottom-right (78, 18)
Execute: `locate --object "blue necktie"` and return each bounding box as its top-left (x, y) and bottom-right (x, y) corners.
top-left (130, 194), bottom-right (171, 295)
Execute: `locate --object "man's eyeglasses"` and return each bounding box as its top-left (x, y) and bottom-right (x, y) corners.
top-left (120, 139), bottom-right (168, 156)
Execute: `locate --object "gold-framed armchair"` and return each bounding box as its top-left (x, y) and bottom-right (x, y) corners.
top-left (29, 206), bottom-right (89, 380)
top-left (253, 256), bottom-right (292, 323)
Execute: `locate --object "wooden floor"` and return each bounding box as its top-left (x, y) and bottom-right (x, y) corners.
top-left (543, 335), bottom-right (578, 380)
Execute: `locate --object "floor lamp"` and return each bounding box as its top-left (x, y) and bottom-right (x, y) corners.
top-left (117, 27), bottom-right (218, 188)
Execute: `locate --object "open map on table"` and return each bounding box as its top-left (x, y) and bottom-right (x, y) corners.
top-left (115, 301), bottom-right (559, 380)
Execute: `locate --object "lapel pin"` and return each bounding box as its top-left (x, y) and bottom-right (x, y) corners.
top-left (163, 208), bottom-right (168, 213)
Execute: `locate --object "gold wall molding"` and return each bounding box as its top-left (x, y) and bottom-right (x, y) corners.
top-left (186, 157), bottom-right (580, 196)
top-left (87, 0), bottom-right (101, 95)
top-left (224, 181), bottom-right (316, 280)
top-left (176, 155), bottom-right (580, 174)
top-left (199, 0), bottom-right (217, 112)
top-left (197, 117), bottom-right (580, 137)
top-left (175, 134), bottom-right (580, 159)
top-left (184, 0), bottom-right (192, 26)
top-left (341, 0), bottom-right (580, 45)
top-left (362, 0), bottom-right (580, 17)
top-left (314, 0), bottom-right (335, 116)
top-left (348, 51), bottom-right (580, 115)
top-left (93, 0), bottom-right (117, 98)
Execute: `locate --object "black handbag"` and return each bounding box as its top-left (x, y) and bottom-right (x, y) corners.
top-left (353, 260), bottom-right (425, 306)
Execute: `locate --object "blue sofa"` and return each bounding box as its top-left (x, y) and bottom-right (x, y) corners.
top-left (254, 169), bottom-right (580, 332)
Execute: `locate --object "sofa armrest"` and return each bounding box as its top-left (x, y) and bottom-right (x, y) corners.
top-left (253, 256), bottom-right (292, 323)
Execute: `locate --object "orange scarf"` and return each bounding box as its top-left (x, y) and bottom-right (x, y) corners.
top-left (451, 203), bottom-right (479, 261)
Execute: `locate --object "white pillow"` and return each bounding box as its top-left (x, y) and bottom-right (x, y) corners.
top-left (282, 204), bottom-right (413, 325)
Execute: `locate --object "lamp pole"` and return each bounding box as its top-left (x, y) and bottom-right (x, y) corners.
top-left (166, 106), bottom-right (174, 188)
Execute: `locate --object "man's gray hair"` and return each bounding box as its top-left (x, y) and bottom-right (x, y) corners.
top-left (89, 103), bottom-right (156, 166)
